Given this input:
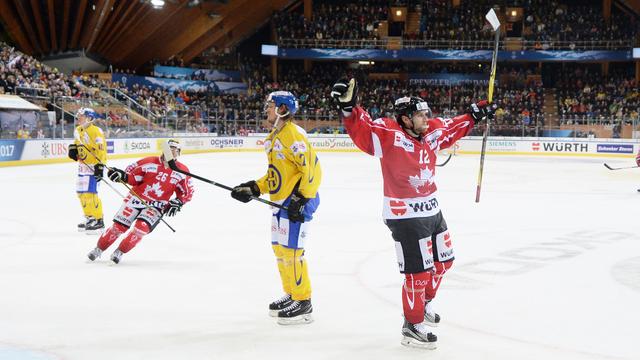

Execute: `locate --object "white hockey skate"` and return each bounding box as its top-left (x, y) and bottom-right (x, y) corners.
top-left (87, 247), bottom-right (103, 261)
top-left (424, 301), bottom-right (440, 327)
top-left (110, 249), bottom-right (124, 264)
top-left (401, 319), bottom-right (437, 349)
top-left (276, 300), bottom-right (313, 325)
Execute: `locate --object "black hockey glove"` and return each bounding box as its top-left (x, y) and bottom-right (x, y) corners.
top-left (231, 180), bottom-right (260, 203)
top-left (468, 100), bottom-right (497, 123)
top-left (107, 167), bottom-right (127, 183)
top-left (94, 164), bottom-right (104, 182)
top-left (331, 78), bottom-right (358, 113)
top-left (164, 198), bottom-right (183, 217)
top-left (68, 144), bottom-right (78, 161)
top-left (287, 191), bottom-right (309, 223)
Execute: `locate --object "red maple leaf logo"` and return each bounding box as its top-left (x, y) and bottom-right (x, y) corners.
top-left (389, 200), bottom-right (406, 216)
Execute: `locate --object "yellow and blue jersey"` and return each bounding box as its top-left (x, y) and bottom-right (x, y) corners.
top-left (74, 124), bottom-right (106, 166)
top-left (257, 121), bottom-right (322, 204)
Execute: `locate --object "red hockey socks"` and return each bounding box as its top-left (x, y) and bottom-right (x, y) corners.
top-left (425, 260), bottom-right (453, 301)
top-left (97, 222), bottom-right (128, 251)
top-left (117, 220), bottom-right (150, 253)
top-left (402, 272), bottom-right (430, 324)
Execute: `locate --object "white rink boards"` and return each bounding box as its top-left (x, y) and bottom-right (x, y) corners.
top-left (0, 151), bottom-right (639, 360)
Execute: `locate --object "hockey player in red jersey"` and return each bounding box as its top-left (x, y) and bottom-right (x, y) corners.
top-left (331, 78), bottom-right (495, 349)
top-left (86, 139), bottom-right (194, 264)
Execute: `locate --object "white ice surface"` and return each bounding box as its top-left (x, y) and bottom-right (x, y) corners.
top-left (1, 152), bottom-right (639, 360)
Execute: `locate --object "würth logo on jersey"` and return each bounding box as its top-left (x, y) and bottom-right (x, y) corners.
top-left (389, 200), bottom-right (407, 216)
top-left (427, 241), bottom-right (433, 255)
top-left (407, 198), bottom-right (439, 213)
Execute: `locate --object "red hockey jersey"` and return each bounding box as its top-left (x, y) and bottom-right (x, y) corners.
top-left (123, 156), bottom-right (194, 207)
top-left (343, 106), bottom-right (473, 219)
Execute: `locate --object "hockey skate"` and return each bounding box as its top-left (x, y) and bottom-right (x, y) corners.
top-left (110, 249), bottom-right (123, 264)
top-left (269, 294), bottom-right (293, 317)
top-left (401, 319), bottom-right (437, 349)
top-left (424, 301), bottom-right (440, 327)
top-left (78, 217), bottom-right (91, 232)
top-left (277, 299), bottom-right (313, 325)
top-left (85, 218), bottom-right (105, 235)
top-left (87, 247), bottom-right (103, 261)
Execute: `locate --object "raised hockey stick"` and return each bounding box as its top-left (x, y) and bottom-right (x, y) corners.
top-left (475, 9), bottom-right (501, 203)
top-left (604, 163), bottom-right (640, 171)
top-left (436, 153), bottom-right (452, 167)
top-left (75, 141), bottom-right (176, 232)
top-left (160, 142), bottom-right (287, 210)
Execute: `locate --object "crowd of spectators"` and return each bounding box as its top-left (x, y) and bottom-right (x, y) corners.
top-left (274, 0), bottom-right (637, 50)
top-left (556, 64), bottom-right (639, 125)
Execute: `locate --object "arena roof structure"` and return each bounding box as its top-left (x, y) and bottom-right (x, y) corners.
top-left (0, 0), bottom-right (293, 68)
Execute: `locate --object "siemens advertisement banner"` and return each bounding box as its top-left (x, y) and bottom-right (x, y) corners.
top-left (113, 74), bottom-right (248, 94)
top-left (278, 48), bottom-right (632, 62)
top-left (153, 65), bottom-right (241, 82)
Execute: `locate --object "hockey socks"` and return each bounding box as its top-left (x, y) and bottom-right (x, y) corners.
top-left (118, 220), bottom-right (151, 253)
top-left (425, 260), bottom-right (452, 301)
top-left (402, 272), bottom-right (430, 324)
top-left (280, 246), bottom-right (311, 301)
top-left (97, 222), bottom-right (128, 250)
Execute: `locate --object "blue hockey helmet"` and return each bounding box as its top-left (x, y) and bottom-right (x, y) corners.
top-left (265, 91), bottom-right (298, 116)
top-left (76, 107), bottom-right (100, 120)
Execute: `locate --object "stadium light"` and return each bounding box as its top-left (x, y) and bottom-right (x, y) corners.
top-left (395, 10), bottom-right (402, 16)
top-left (150, 0), bottom-right (165, 9)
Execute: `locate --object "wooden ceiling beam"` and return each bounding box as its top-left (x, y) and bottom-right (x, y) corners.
top-left (0, 1), bottom-right (34, 54)
top-left (12, 0), bottom-right (42, 54)
top-left (96, 1), bottom-right (140, 54)
top-left (69, 0), bottom-right (88, 49)
top-left (47, 0), bottom-right (58, 52)
top-left (111, 2), bottom-right (187, 64)
top-left (30, 0), bottom-right (50, 54)
top-left (93, 0), bottom-right (129, 51)
top-left (60, 0), bottom-right (72, 51)
top-left (100, 2), bottom-right (149, 57)
top-left (86, 0), bottom-right (116, 52)
top-left (181, 0), bottom-right (278, 62)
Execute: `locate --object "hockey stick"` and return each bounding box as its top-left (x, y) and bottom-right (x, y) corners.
top-left (75, 141), bottom-right (176, 232)
top-left (604, 163), bottom-right (640, 171)
top-left (475, 9), bottom-right (501, 203)
top-left (436, 153), bottom-right (452, 167)
top-left (160, 142), bottom-right (287, 210)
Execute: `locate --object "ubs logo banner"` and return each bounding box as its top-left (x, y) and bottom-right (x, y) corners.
top-left (40, 141), bottom-right (69, 158)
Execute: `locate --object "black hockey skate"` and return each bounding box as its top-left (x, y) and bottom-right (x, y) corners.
top-left (277, 299), bottom-right (313, 325)
top-left (269, 294), bottom-right (293, 317)
top-left (87, 247), bottom-right (103, 261)
top-left (78, 217), bottom-right (91, 232)
top-left (85, 218), bottom-right (105, 235)
top-left (424, 301), bottom-right (441, 327)
top-left (401, 319), bottom-right (437, 349)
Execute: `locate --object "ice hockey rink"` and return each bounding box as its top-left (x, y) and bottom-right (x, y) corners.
top-left (1, 151), bottom-right (638, 360)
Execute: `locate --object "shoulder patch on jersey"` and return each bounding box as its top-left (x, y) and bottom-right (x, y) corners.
top-left (273, 139), bottom-right (284, 152)
top-left (393, 132), bottom-right (415, 153)
top-left (424, 130), bottom-right (443, 150)
top-left (263, 139), bottom-right (272, 153)
top-left (290, 140), bottom-right (308, 154)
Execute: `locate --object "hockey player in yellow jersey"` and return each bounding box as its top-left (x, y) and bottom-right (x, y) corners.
top-left (67, 107), bottom-right (107, 233)
top-left (231, 91), bottom-right (322, 325)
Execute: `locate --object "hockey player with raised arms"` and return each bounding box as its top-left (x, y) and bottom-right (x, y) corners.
top-left (67, 107), bottom-right (107, 233)
top-left (331, 78), bottom-right (495, 349)
top-left (230, 91), bottom-right (321, 325)
top-left (86, 139), bottom-right (194, 264)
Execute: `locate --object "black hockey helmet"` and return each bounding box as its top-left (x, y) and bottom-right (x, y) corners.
top-left (394, 96), bottom-right (432, 120)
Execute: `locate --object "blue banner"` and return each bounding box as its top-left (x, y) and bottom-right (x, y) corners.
top-left (0, 140), bottom-right (25, 161)
top-left (409, 73), bottom-right (492, 85)
top-left (153, 65), bottom-right (241, 81)
top-left (596, 144), bottom-right (634, 154)
top-left (215, 81), bottom-right (248, 94)
top-left (278, 48), bottom-right (632, 62)
top-left (113, 74), bottom-right (219, 93)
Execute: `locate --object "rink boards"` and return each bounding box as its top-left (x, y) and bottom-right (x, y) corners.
top-left (0, 135), bottom-right (637, 167)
